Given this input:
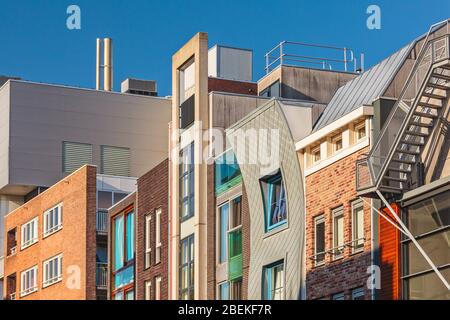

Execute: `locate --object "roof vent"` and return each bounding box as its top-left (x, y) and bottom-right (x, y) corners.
top-left (121, 78), bottom-right (157, 96)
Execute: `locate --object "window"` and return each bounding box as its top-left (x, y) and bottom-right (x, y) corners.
top-left (145, 214), bottom-right (152, 269)
top-left (231, 279), bottom-right (243, 300)
top-left (145, 280), bottom-right (152, 300)
top-left (332, 207), bottom-right (344, 259)
top-left (179, 58), bottom-right (195, 129)
top-left (215, 150), bottom-right (241, 195)
top-left (180, 143), bottom-right (195, 221)
top-left (21, 217), bottom-right (38, 250)
top-left (314, 215), bottom-right (325, 266)
top-left (311, 146), bottom-right (321, 164)
top-left (7, 228), bottom-right (17, 256)
top-left (352, 200), bottom-right (364, 253)
top-left (218, 203), bottom-right (229, 264)
top-left (263, 261), bottom-right (284, 300)
top-left (43, 254), bottom-right (63, 288)
top-left (20, 266), bottom-right (37, 297)
top-left (43, 203), bottom-right (63, 237)
top-left (331, 133), bottom-right (343, 154)
top-left (180, 235), bottom-right (194, 300)
top-left (155, 209), bottom-right (162, 264)
top-left (155, 276), bottom-right (162, 300)
top-left (100, 145), bottom-right (131, 177)
top-left (332, 292), bottom-right (345, 300)
top-left (218, 282), bottom-right (230, 300)
top-left (332, 207), bottom-right (345, 255)
top-left (125, 290), bottom-right (134, 300)
top-left (260, 171), bottom-right (287, 232)
top-left (355, 121), bottom-right (366, 141)
top-left (62, 141), bottom-right (93, 174)
top-left (260, 81), bottom-right (280, 98)
top-left (352, 287), bottom-right (365, 300)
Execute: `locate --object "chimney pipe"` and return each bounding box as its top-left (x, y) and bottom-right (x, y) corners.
top-left (104, 38), bottom-right (113, 91)
top-left (95, 38), bottom-right (114, 91)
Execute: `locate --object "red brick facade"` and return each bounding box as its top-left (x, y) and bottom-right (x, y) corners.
top-left (135, 159), bottom-right (169, 300)
top-left (305, 147), bottom-right (372, 300)
top-left (208, 77), bottom-right (257, 95)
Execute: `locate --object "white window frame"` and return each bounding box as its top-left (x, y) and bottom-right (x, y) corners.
top-left (43, 254), bottom-right (63, 288)
top-left (331, 133), bottom-right (343, 154)
top-left (155, 209), bottom-right (162, 264)
top-left (311, 145), bottom-right (321, 164)
top-left (332, 207), bottom-right (344, 260)
top-left (21, 217), bottom-right (38, 250)
top-left (145, 280), bottom-right (152, 300)
top-left (145, 214), bottom-right (152, 269)
top-left (43, 203), bottom-right (63, 238)
top-left (20, 265), bottom-right (38, 297)
top-left (155, 276), bottom-right (162, 300)
top-left (351, 200), bottom-right (365, 253)
top-left (352, 287), bottom-right (365, 300)
top-left (355, 121), bottom-right (367, 142)
top-left (314, 215), bottom-right (326, 267)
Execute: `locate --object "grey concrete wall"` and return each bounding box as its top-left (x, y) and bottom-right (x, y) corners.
top-left (1, 80), bottom-right (171, 195)
top-left (0, 82), bottom-right (10, 191)
top-left (227, 100), bottom-right (306, 300)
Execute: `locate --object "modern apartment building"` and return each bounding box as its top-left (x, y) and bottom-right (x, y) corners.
top-left (356, 19), bottom-right (450, 300)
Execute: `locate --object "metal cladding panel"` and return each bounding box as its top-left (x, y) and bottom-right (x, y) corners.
top-left (209, 45), bottom-right (253, 82)
top-left (313, 42), bottom-right (414, 131)
top-left (101, 145), bottom-right (131, 177)
top-left (227, 99), bottom-right (305, 300)
top-left (62, 141), bottom-right (93, 174)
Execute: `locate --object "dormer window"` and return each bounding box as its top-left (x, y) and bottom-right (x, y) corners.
top-left (332, 133), bottom-right (343, 154)
top-left (311, 146), bottom-right (321, 164)
top-left (355, 121), bottom-right (366, 141)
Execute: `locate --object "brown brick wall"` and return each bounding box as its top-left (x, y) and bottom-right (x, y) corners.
top-left (3, 165), bottom-right (97, 300)
top-left (208, 77), bottom-right (257, 95)
top-left (135, 159), bottom-right (169, 300)
top-left (305, 147), bottom-right (372, 300)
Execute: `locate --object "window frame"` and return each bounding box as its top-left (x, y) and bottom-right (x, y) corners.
top-left (311, 145), bottom-right (321, 164)
top-left (155, 208), bottom-right (162, 264)
top-left (144, 280), bottom-right (152, 300)
top-left (331, 133), bottom-right (343, 154)
top-left (355, 121), bottom-right (367, 142)
top-left (314, 214), bottom-right (326, 266)
top-left (145, 214), bottom-right (152, 269)
top-left (43, 203), bottom-right (63, 238)
top-left (21, 217), bottom-right (39, 250)
top-left (263, 260), bottom-right (285, 300)
top-left (179, 234), bottom-right (195, 300)
top-left (351, 200), bottom-right (365, 253)
top-left (260, 171), bottom-right (288, 233)
top-left (42, 254), bottom-right (63, 288)
top-left (351, 287), bottom-right (365, 300)
top-left (179, 143), bottom-right (195, 222)
top-left (218, 281), bottom-right (230, 300)
top-left (332, 292), bottom-right (345, 300)
top-left (155, 276), bottom-right (162, 300)
top-left (332, 207), bottom-right (345, 260)
top-left (20, 265), bottom-right (38, 298)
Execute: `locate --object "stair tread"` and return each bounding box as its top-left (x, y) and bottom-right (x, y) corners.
top-left (401, 139), bottom-right (425, 146)
top-left (427, 82), bottom-right (450, 90)
top-left (413, 111), bottom-right (437, 118)
top-left (384, 176), bottom-right (408, 182)
top-left (432, 73), bottom-right (450, 81)
top-left (405, 130), bottom-right (429, 137)
top-left (387, 167), bottom-right (412, 173)
top-left (422, 92), bottom-right (446, 100)
top-left (396, 148), bottom-right (420, 155)
top-left (418, 102), bottom-right (443, 109)
top-left (392, 158), bottom-right (416, 165)
top-left (408, 121), bottom-right (433, 128)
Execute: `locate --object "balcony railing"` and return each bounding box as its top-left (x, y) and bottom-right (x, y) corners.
top-left (356, 21), bottom-right (450, 195)
top-left (9, 292), bottom-right (16, 300)
top-left (228, 228), bottom-right (243, 281)
top-left (96, 211), bottom-right (108, 234)
top-left (96, 263), bottom-right (108, 289)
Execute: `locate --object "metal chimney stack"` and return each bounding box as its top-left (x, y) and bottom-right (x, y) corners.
top-left (96, 38), bottom-right (113, 91)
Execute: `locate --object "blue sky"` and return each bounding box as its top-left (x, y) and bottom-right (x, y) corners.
top-left (0, 0), bottom-right (449, 96)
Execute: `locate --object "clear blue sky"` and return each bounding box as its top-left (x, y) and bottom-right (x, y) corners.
top-left (0, 0), bottom-right (449, 96)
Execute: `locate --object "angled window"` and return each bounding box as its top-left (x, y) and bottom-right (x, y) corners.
top-left (20, 266), bottom-right (38, 297)
top-left (43, 254), bottom-right (63, 288)
top-left (62, 141), bottom-right (93, 174)
top-left (179, 235), bottom-right (194, 300)
top-left (260, 171), bottom-right (287, 232)
top-left (314, 215), bottom-right (325, 266)
top-left (263, 261), bottom-right (284, 300)
top-left (101, 145), bottom-right (131, 177)
top-left (43, 203), bottom-right (63, 237)
top-left (180, 143), bottom-right (195, 221)
top-left (21, 217), bottom-right (38, 250)
top-left (352, 200), bottom-right (365, 253)
top-left (332, 207), bottom-right (344, 259)
top-left (145, 214), bottom-right (152, 269)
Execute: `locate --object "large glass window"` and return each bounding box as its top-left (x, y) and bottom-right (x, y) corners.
top-left (260, 171), bottom-right (287, 232)
top-left (180, 143), bottom-right (195, 221)
top-left (263, 261), bottom-right (284, 300)
top-left (43, 203), bottom-right (63, 237)
top-left (219, 203), bottom-right (229, 263)
top-left (43, 254), bottom-right (63, 288)
top-left (402, 189), bottom-right (450, 300)
top-left (215, 151), bottom-right (241, 195)
top-left (20, 266), bottom-right (38, 297)
top-left (180, 235), bottom-right (194, 300)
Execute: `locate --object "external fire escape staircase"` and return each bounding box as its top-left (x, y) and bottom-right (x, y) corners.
top-left (356, 20), bottom-right (450, 292)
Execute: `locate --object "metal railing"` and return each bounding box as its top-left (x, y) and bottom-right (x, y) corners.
top-left (264, 41), bottom-right (362, 74)
top-left (96, 210), bottom-right (108, 234)
top-left (10, 292), bottom-right (16, 300)
top-left (356, 20), bottom-right (450, 193)
top-left (96, 263), bottom-right (108, 288)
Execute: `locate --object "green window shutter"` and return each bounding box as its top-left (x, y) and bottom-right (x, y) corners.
top-left (62, 142), bottom-right (93, 173)
top-left (101, 146), bottom-right (131, 176)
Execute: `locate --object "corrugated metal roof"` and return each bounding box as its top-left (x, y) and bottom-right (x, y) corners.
top-left (313, 42), bottom-right (415, 132)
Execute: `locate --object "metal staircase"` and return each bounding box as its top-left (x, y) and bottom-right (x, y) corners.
top-left (356, 20), bottom-right (450, 196)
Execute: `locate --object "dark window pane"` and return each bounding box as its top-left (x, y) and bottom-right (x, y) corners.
top-left (98, 191), bottom-right (112, 209)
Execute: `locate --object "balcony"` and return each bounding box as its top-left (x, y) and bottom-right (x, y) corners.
top-left (179, 94), bottom-right (195, 129)
top-left (228, 228), bottom-right (243, 281)
top-left (96, 210), bottom-right (108, 234)
top-left (96, 263), bottom-right (108, 289)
